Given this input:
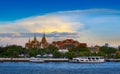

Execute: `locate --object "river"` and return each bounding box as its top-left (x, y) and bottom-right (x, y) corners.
top-left (0, 62), bottom-right (120, 74)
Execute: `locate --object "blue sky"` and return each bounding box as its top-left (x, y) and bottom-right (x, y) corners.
top-left (0, 0), bottom-right (120, 47)
top-left (0, 0), bottom-right (120, 21)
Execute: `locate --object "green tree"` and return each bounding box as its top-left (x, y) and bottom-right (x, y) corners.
top-left (5, 45), bottom-right (25, 58)
top-left (99, 46), bottom-right (117, 58)
top-left (70, 45), bottom-right (89, 52)
top-left (46, 45), bottom-right (59, 54)
top-left (114, 54), bottom-right (120, 59)
top-left (53, 51), bottom-right (61, 58)
top-left (65, 52), bottom-right (76, 59)
top-left (37, 48), bottom-right (46, 56)
top-left (27, 48), bottom-right (37, 57)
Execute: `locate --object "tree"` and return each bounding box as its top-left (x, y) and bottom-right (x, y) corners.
top-left (27, 48), bottom-right (37, 57)
top-left (114, 54), bottom-right (120, 59)
top-left (53, 51), bottom-right (61, 58)
top-left (0, 47), bottom-right (7, 57)
top-left (5, 45), bottom-right (24, 58)
top-left (70, 45), bottom-right (89, 52)
top-left (65, 52), bottom-right (76, 59)
top-left (99, 46), bottom-right (117, 58)
top-left (46, 45), bottom-right (59, 54)
top-left (37, 48), bottom-right (46, 56)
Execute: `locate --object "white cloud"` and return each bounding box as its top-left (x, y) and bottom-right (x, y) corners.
top-left (0, 14), bottom-right (83, 33)
top-left (0, 9), bottom-right (120, 47)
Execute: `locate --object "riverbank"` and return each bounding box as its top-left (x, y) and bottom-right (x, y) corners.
top-left (0, 58), bottom-right (69, 62)
top-left (106, 59), bottom-right (120, 62)
top-left (1, 58), bottom-right (120, 62)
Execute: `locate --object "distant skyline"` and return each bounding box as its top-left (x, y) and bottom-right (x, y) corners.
top-left (0, 0), bottom-right (120, 47)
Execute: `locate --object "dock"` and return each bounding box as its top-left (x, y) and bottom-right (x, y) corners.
top-left (106, 59), bottom-right (120, 62)
top-left (0, 58), bottom-right (29, 62)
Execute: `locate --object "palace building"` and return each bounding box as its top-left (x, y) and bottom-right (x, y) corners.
top-left (25, 33), bottom-right (49, 49)
top-left (52, 39), bottom-right (87, 50)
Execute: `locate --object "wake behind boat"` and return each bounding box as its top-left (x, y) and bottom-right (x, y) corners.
top-left (29, 57), bottom-right (44, 63)
top-left (70, 56), bottom-right (105, 63)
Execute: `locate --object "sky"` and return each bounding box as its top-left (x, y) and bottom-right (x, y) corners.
top-left (0, 0), bottom-right (120, 47)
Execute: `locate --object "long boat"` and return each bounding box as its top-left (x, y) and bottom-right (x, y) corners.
top-left (70, 56), bottom-right (105, 63)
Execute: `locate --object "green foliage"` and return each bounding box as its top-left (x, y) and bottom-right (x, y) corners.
top-left (114, 54), bottom-right (120, 59)
top-left (5, 45), bottom-right (25, 58)
top-left (100, 46), bottom-right (117, 54)
top-left (46, 45), bottom-right (59, 54)
top-left (37, 49), bottom-right (46, 56)
top-left (65, 52), bottom-right (76, 59)
top-left (70, 45), bottom-right (89, 52)
top-left (53, 51), bottom-right (61, 58)
top-left (99, 46), bottom-right (117, 58)
top-left (27, 45), bottom-right (59, 57)
top-left (27, 48), bottom-right (37, 57)
top-left (68, 45), bottom-right (90, 58)
top-left (78, 52), bottom-right (91, 56)
top-left (0, 44), bottom-right (119, 59)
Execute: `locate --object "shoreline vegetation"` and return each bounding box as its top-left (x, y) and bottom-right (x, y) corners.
top-left (0, 45), bottom-right (120, 62)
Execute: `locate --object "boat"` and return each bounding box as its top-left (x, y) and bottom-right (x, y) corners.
top-left (70, 56), bottom-right (105, 63)
top-left (29, 57), bottom-right (44, 63)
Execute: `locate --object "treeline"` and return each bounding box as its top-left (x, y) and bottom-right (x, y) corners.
top-left (0, 45), bottom-right (119, 59)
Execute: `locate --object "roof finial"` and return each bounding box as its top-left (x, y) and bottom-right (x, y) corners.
top-left (28, 37), bottom-right (31, 43)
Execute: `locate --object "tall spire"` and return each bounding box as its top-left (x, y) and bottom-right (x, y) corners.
top-left (33, 33), bottom-right (37, 42)
top-left (28, 37), bottom-right (31, 43)
top-left (41, 32), bottom-right (47, 43)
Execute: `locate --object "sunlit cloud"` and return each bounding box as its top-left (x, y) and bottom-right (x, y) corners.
top-left (0, 9), bottom-right (120, 47)
top-left (0, 15), bottom-right (83, 33)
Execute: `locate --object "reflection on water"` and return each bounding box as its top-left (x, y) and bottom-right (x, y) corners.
top-left (0, 62), bottom-right (120, 74)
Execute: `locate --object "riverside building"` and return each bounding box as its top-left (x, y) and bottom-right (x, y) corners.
top-left (52, 39), bottom-right (87, 50)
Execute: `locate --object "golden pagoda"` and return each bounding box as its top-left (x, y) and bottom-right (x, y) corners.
top-left (40, 33), bottom-right (49, 48)
top-left (25, 33), bottom-right (49, 49)
top-left (25, 33), bottom-right (40, 49)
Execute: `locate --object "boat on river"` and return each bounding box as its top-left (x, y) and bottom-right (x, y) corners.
top-left (70, 56), bottom-right (105, 63)
top-left (29, 57), bottom-right (44, 63)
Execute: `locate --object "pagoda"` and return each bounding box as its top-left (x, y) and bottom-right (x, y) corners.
top-left (40, 33), bottom-right (49, 48)
top-left (25, 33), bottom-right (49, 49)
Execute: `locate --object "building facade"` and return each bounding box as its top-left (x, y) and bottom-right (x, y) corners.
top-left (52, 39), bottom-right (87, 50)
top-left (88, 46), bottom-right (99, 53)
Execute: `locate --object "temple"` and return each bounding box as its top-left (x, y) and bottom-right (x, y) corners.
top-left (25, 34), bottom-right (87, 51)
top-left (25, 33), bottom-right (49, 49)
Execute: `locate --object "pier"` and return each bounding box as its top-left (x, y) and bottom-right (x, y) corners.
top-left (106, 59), bottom-right (120, 62)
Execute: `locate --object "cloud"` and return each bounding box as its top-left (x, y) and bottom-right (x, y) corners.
top-left (0, 14), bottom-right (83, 33)
top-left (0, 9), bottom-right (120, 47)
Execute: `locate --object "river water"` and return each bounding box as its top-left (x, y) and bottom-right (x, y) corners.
top-left (0, 62), bottom-right (120, 74)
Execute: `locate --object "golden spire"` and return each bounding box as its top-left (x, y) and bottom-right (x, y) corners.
top-left (33, 33), bottom-right (37, 42)
top-left (41, 32), bottom-right (47, 43)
